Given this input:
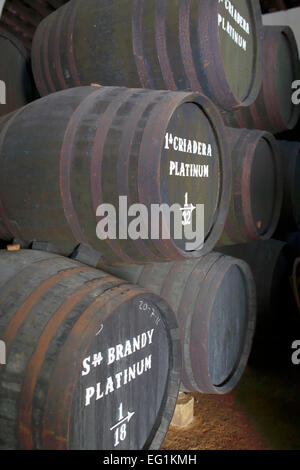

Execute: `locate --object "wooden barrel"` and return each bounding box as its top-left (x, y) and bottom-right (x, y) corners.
top-left (0, 0), bottom-right (69, 50)
top-left (218, 240), bottom-right (295, 364)
top-left (0, 29), bottom-right (37, 116)
top-left (105, 252), bottom-right (256, 394)
top-left (0, 86), bottom-right (231, 265)
top-left (293, 258), bottom-right (300, 314)
top-left (276, 141), bottom-right (300, 234)
top-left (31, 0), bottom-right (263, 111)
top-left (217, 128), bottom-right (283, 246)
top-left (223, 26), bottom-right (300, 133)
top-left (0, 249), bottom-right (181, 450)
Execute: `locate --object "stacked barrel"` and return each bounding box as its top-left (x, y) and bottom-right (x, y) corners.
top-left (218, 18), bottom-right (300, 367)
top-left (0, 0), bottom-right (299, 450)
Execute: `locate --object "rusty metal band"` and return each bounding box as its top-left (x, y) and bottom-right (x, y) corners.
top-left (18, 275), bottom-right (118, 449)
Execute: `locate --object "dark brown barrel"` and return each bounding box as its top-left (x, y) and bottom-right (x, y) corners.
top-left (105, 252), bottom-right (256, 394)
top-left (218, 240), bottom-right (295, 364)
top-left (0, 29), bottom-right (37, 116)
top-left (276, 141), bottom-right (300, 234)
top-left (223, 26), bottom-right (300, 133)
top-left (217, 127), bottom-right (283, 246)
top-left (293, 258), bottom-right (300, 314)
top-left (31, 0), bottom-right (263, 111)
top-left (0, 86), bottom-right (231, 265)
top-left (0, 249), bottom-right (181, 450)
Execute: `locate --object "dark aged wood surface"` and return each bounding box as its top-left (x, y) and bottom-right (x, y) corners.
top-left (31, 0), bottom-right (263, 111)
top-left (217, 127), bottom-right (283, 246)
top-left (0, 249), bottom-right (181, 450)
top-left (104, 252), bottom-right (256, 394)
